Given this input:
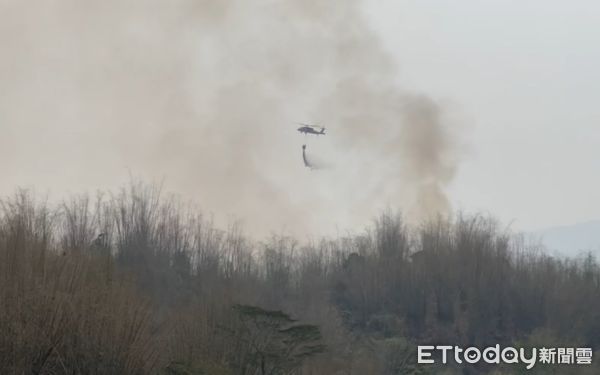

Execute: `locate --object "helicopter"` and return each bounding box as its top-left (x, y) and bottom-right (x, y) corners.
top-left (297, 123), bottom-right (326, 135)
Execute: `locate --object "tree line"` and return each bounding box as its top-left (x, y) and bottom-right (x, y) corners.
top-left (0, 183), bottom-right (598, 374)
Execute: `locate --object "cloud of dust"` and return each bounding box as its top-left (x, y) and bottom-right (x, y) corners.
top-left (0, 0), bottom-right (461, 237)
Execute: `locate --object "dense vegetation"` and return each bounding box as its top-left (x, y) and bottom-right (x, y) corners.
top-left (1, 184), bottom-right (599, 374)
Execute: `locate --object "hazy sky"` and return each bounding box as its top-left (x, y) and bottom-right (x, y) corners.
top-left (365, 0), bottom-right (600, 231)
top-left (1, 0), bottom-right (599, 235)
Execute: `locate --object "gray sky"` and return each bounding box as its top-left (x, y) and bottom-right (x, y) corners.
top-left (1, 0), bottom-right (598, 235)
top-left (365, 0), bottom-right (600, 231)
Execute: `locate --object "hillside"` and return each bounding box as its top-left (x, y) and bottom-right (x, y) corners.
top-left (535, 220), bottom-right (600, 257)
top-left (1, 185), bottom-right (599, 374)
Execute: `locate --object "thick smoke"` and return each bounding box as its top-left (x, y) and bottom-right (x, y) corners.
top-left (0, 0), bottom-right (460, 236)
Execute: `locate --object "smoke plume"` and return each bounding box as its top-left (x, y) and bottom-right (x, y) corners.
top-left (0, 0), bottom-right (461, 236)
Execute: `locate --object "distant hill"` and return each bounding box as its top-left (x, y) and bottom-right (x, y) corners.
top-left (533, 220), bottom-right (600, 257)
